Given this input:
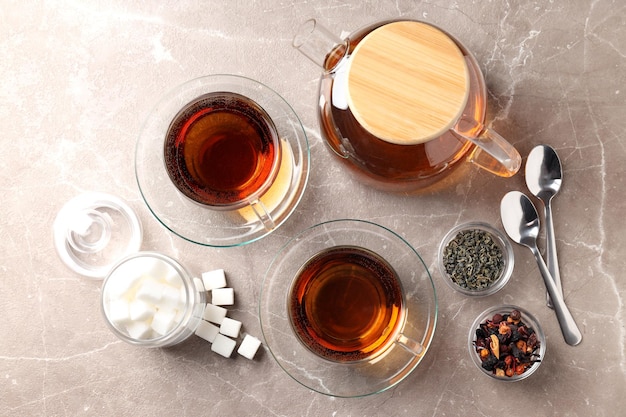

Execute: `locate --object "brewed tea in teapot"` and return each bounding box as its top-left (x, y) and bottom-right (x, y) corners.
top-left (294, 19), bottom-right (521, 191)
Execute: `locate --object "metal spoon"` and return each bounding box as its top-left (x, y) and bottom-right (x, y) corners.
top-left (500, 191), bottom-right (582, 346)
top-left (525, 145), bottom-right (563, 309)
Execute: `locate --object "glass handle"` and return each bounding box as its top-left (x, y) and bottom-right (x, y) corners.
top-left (453, 117), bottom-right (522, 178)
top-left (396, 333), bottom-right (424, 357)
top-left (293, 19), bottom-right (347, 71)
top-left (248, 199), bottom-right (276, 231)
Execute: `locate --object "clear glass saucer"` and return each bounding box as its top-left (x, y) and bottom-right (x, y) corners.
top-left (259, 219), bottom-right (438, 397)
top-left (135, 74), bottom-right (309, 247)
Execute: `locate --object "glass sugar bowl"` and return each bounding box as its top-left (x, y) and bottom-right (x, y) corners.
top-left (101, 252), bottom-right (206, 347)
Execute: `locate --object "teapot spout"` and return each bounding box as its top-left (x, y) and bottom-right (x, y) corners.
top-left (293, 19), bottom-right (347, 71)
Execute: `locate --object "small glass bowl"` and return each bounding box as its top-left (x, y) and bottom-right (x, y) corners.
top-left (438, 221), bottom-right (514, 296)
top-left (468, 305), bottom-right (546, 382)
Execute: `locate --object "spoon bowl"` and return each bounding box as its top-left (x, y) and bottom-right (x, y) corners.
top-left (526, 145), bottom-right (562, 199)
top-left (500, 191), bottom-right (540, 247)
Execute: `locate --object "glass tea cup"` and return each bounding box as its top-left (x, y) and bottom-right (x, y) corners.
top-left (294, 19), bottom-right (521, 191)
top-left (260, 219), bottom-right (438, 397)
top-left (136, 75), bottom-right (310, 247)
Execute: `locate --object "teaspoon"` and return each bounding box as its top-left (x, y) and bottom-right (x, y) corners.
top-left (525, 145), bottom-right (563, 309)
top-left (500, 191), bottom-right (582, 346)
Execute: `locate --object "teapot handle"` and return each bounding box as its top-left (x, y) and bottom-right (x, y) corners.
top-left (452, 117), bottom-right (521, 177)
top-left (294, 19), bottom-right (347, 72)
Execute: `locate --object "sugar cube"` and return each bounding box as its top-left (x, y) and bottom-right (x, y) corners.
top-left (202, 303), bottom-right (227, 324)
top-left (135, 279), bottom-right (164, 304)
top-left (125, 321), bottom-right (153, 340)
top-left (195, 320), bottom-right (219, 343)
top-left (107, 300), bottom-right (131, 325)
top-left (157, 263), bottom-right (181, 286)
top-left (129, 299), bottom-right (156, 321)
top-left (211, 287), bottom-right (234, 306)
top-left (237, 335), bottom-right (262, 360)
top-left (219, 317), bottom-right (242, 338)
top-left (161, 283), bottom-right (183, 310)
top-left (202, 269), bottom-right (227, 290)
top-left (105, 262), bottom-right (143, 298)
top-left (151, 308), bottom-right (178, 336)
top-left (211, 333), bottom-right (236, 358)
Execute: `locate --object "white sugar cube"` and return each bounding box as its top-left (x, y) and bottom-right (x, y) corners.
top-left (237, 335), bottom-right (262, 360)
top-left (202, 303), bottom-right (227, 324)
top-left (125, 321), bottom-right (153, 340)
top-left (158, 263), bottom-right (181, 286)
top-left (129, 299), bottom-right (156, 321)
top-left (219, 317), bottom-right (242, 338)
top-left (211, 333), bottom-right (237, 358)
top-left (107, 300), bottom-right (131, 325)
top-left (161, 283), bottom-right (183, 309)
top-left (136, 279), bottom-right (164, 304)
top-left (195, 320), bottom-right (219, 343)
top-left (201, 269), bottom-right (227, 290)
top-left (151, 308), bottom-right (178, 336)
top-left (106, 263), bottom-right (144, 298)
top-left (211, 287), bottom-right (234, 306)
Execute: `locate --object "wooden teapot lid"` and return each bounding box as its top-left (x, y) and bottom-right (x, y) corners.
top-left (347, 21), bottom-right (469, 145)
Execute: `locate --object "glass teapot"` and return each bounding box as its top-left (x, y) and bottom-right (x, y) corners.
top-left (294, 19), bottom-right (521, 191)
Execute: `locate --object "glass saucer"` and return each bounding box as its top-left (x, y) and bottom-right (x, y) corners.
top-left (135, 74), bottom-right (309, 247)
top-left (259, 219), bottom-right (438, 397)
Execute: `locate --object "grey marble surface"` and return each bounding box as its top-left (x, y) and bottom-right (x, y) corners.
top-left (2, 0), bottom-right (625, 416)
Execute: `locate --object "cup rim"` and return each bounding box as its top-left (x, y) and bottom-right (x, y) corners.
top-left (437, 221), bottom-right (514, 296)
top-left (287, 244), bottom-right (408, 365)
top-left (163, 91), bottom-right (282, 210)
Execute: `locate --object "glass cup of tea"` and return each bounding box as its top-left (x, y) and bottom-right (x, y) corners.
top-left (294, 19), bottom-right (522, 191)
top-left (136, 75), bottom-right (310, 247)
top-left (260, 219), bottom-right (438, 397)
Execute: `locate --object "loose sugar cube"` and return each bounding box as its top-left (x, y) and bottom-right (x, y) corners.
top-left (211, 287), bottom-right (234, 306)
top-left (211, 334), bottom-right (237, 358)
top-left (107, 300), bottom-right (131, 325)
top-left (202, 303), bottom-right (227, 324)
top-left (195, 320), bottom-right (219, 343)
top-left (237, 335), bottom-right (262, 360)
top-left (129, 299), bottom-right (156, 321)
top-left (219, 317), bottom-right (242, 338)
top-left (135, 279), bottom-right (164, 304)
top-left (201, 269), bottom-right (227, 290)
top-left (151, 308), bottom-right (178, 336)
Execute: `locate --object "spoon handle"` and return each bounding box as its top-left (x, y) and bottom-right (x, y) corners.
top-left (531, 245), bottom-right (582, 346)
top-left (544, 200), bottom-right (563, 309)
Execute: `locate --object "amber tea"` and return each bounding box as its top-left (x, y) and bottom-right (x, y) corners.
top-left (164, 92), bottom-right (279, 207)
top-left (288, 245), bottom-right (405, 363)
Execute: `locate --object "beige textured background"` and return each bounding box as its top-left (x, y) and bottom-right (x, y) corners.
top-left (1, 1), bottom-right (624, 416)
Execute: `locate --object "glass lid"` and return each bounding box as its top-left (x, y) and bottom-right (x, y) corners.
top-left (53, 192), bottom-right (143, 279)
